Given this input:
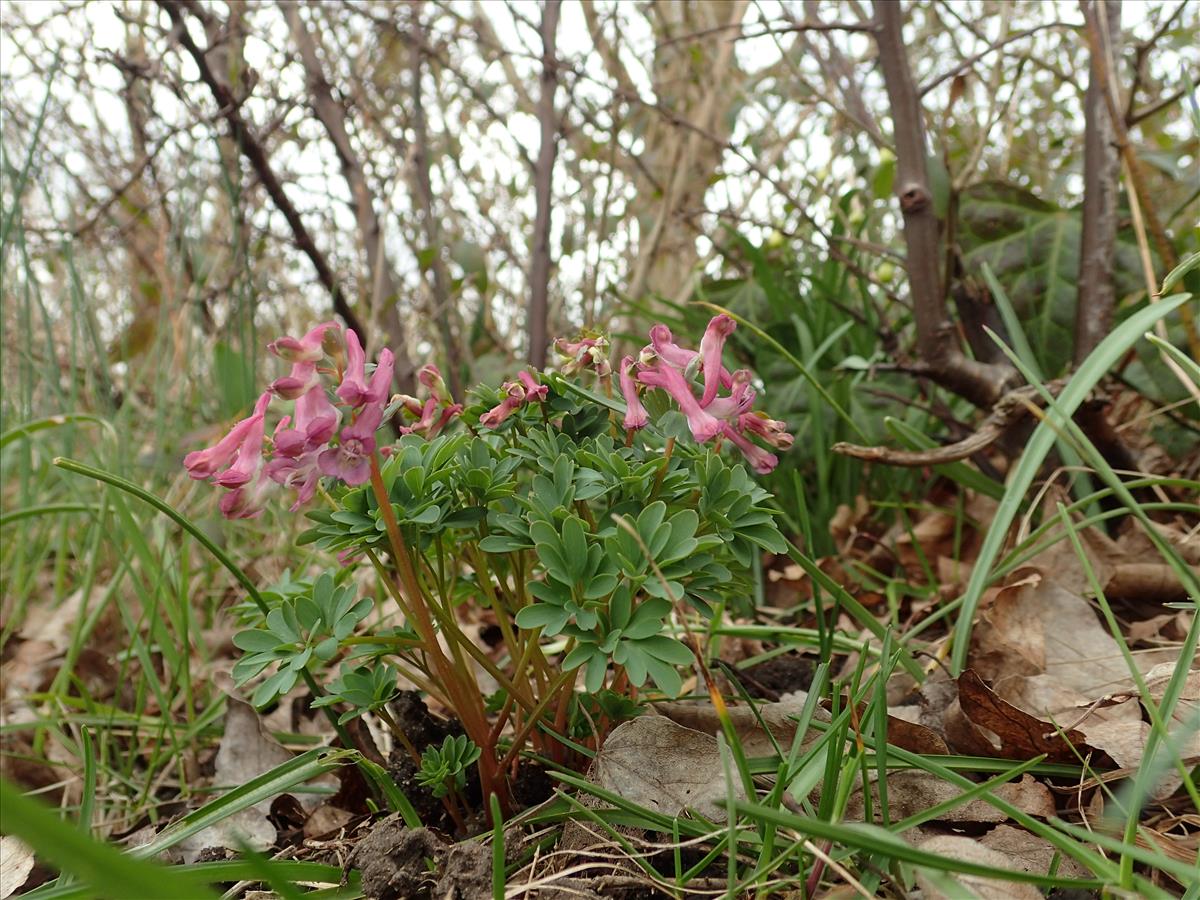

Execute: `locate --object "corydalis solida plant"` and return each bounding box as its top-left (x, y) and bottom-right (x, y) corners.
top-left (190, 316), bottom-right (791, 817)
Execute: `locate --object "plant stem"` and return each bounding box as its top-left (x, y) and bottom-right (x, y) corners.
top-left (366, 453), bottom-right (505, 806)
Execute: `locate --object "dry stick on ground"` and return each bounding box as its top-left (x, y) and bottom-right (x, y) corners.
top-left (407, 7), bottom-right (465, 398)
top-left (1075, 0), bottom-right (1122, 365)
top-left (833, 382), bottom-right (1063, 467)
top-left (527, 0), bottom-right (561, 370)
top-left (156, 1), bottom-right (369, 347)
top-left (282, 1), bottom-right (417, 393)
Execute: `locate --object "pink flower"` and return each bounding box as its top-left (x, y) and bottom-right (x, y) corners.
top-left (704, 369), bottom-right (756, 421)
top-left (188, 391), bottom-right (276, 519)
top-left (183, 392), bottom-right (273, 480)
top-left (266, 449), bottom-right (323, 511)
top-left (480, 371), bottom-right (546, 428)
top-left (618, 355), bottom-right (648, 430)
top-left (274, 386), bottom-right (340, 457)
top-left (698, 315), bottom-right (735, 406)
top-left (637, 357), bottom-right (722, 442)
top-left (738, 412), bottom-right (794, 449)
top-left (319, 404), bottom-right (381, 486)
top-left (270, 362), bottom-right (321, 401)
top-left (268, 321), bottom-right (339, 363)
top-left (339, 335), bottom-right (394, 409)
top-left (721, 424), bottom-right (779, 475)
top-left (418, 364), bottom-right (452, 406)
top-left (479, 381), bottom-right (527, 429)
top-left (218, 475), bottom-right (275, 519)
top-left (336, 329), bottom-right (369, 407)
top-left (401, 397), bottom-right (462, 438)
top-left (554, 336), bottom-right (611, 376)
top-left (366, 348), bottom-right (394, 405)
top-left (517, 370), bottom-right (548, 402)
top-left (646, 324), bottom-right (697, 372)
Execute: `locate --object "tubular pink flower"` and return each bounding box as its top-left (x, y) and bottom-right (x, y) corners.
top-left (704, 369), bottom-right (756, 421)
top-left (698, 315), bottom-right (736, 406)
top-left (270, 362), bottom-right (320, 401)
top-left (319, 404), bottom-right (380, 486)
top-left (738, 411), bottom-right (794, 449)
top-left (554, 336), bottom-right (611, 376)
top-left (721, 424), bottom-right (779, 475)
top-left (401, 397), bottom-right (462, 438)
top-left (418, 364), bottom-right (452, 405)
top-left (268, 321), bottom-right (339, 363)
top-left (647, 324), bottom-right (697, 371)
top-left (336, 329), bottom-right (369, 407)
top-left (218, 475), bottom-right (275, 519)
top-left (183, 392), bottom-right (272, 480)
top-left (637, 360), bottom-right (722, 442)
top-left (208, 393), bottom-right (271, 488)
top-left (365, 348), bottom-right (394, 405)
top-left (517, 370), bottom-right (548, 402)
top-left (480, 380), bottom-right (526, 428)
top-left (265, 449), bottom-right (323, 511)
top-left (618, 355), bottom-right (648, 430)
top-left (274, 386), bottom-right (340, 457)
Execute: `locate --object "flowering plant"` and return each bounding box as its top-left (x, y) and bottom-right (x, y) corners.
top-left (188, 315), bottom-right (790, 817)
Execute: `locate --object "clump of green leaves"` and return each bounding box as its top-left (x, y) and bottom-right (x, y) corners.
top-left (417, 735), bottom-right (482, 798)
top-left (311, 663), bottom-right (399, 725)
top-left (231, 572), bottom-right (371, 707)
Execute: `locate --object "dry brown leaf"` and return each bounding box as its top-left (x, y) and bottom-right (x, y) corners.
top-left (970, 573), bottom-right (1164, 698)
top-left (591, 715), bottom-right (742, 820)
top-left (303, 805), bottom-right (355, 839)
top-left (915, 835), bottom-right (1043, 900)
top-left (845, 772), bottom-right (1054, 824)
top-left (655, 695), bottom-right (828, 758)
top-left (978, 824), bottom-right (1090, 878)
top-left (951, 670), bottom-right (1112, 764)
top-left (0, 835), bottom-right (35, 900)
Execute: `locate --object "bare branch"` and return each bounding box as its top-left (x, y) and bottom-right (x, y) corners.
top-left (873, 1), bottom-right (1019, 409)
top-left (527, 0), bottom-right (561, 370)
top-left (917, 22), bottom-right (1069, 97)
top-left (1075, 0), bottom-right (1121, 365)
top-left (282, 1), bottom-right (416, 392)
top-left (155, 0), bottom-right (369, 345)
top-left (408, 5), bottom-right (464, 397)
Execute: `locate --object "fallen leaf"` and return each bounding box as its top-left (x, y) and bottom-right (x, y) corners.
top-left (951, 670), bottom-right (1112, 765)
top-left (591, 715), bottom-right (742, 820)
top-left (978, 824), bottom-right (1090, 878)
top-left (970, 573), bottom-right (1165, 698)
top-left (0, 835), bottom-right (35, 899)
top-left (175, 695), bottom-right (318, 862)
top-left (655, 694), bottom-right (828, 758)
top-left (915, 835), bottom-right (1043, 900)
top-left (845, 772), bottom-right (1054, 824)
top-left (303, 804), bottom-right (354, 839)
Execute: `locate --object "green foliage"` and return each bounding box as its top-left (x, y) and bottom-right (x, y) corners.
top-left (958, 182), bottom-right (1146, 375)
top-left (296, 393), bottom-right (785, 699)
top-left (417, 735), bottom-right (482, 798)
top-left (231, 572), bottom-right (372, 707)
top-left (311, 662), bottom-right (400, 725)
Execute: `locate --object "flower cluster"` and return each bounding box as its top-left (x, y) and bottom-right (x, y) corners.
top-left (186, 316), bottom-right (790, 520)
top-left (553, 334), bottom-right (611, 377)
top-left (478, 370), bottom-right (548, 428)
top-left (618, 315), bottom-right (793, 474)
top-left (184, 322), bottom-right (460, 519)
